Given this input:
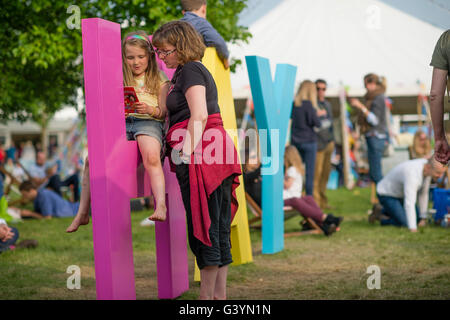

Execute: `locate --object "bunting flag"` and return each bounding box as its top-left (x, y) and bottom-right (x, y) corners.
top-left (49, 118), bottom-right (87, 177)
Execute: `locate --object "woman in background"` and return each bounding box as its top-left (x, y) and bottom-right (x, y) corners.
top-left (409, 130), bottom-right (432, 159)
top-left (350, 74), bottom-right (388, 185)
top-left (290, 80), bottom-right (324, 196)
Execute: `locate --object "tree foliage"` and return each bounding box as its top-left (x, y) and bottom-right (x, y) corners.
top-left (0, 0), bottom-right (251, 122)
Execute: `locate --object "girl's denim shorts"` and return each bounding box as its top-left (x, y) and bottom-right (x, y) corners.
top-left (125, 117), bottom-right (164, 147)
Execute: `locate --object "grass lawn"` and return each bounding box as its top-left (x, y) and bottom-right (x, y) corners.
top-left (1, 186), bottom-right (450, 300)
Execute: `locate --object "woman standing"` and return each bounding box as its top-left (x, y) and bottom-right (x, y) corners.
top-left (350, 74), bottom-right (388, 184)
top-left (290, 80), bottom-right (323, 196)
top-left (152, 21), bottom-right (241, 300)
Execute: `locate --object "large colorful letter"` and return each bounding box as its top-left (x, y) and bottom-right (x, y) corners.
top-left (245, 56), bottom-right (297, 254)
top-left (81, 18), bottom-right (189, 300)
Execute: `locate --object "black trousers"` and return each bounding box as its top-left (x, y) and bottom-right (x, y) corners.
top-left (175, 163), bottom-right (233, 270)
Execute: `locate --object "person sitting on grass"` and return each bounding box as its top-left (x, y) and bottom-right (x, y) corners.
top-left (27, 151), bottom-right (80, 202)
top-left (16, 181), bottom-right (79, 219)
top-left (283, 145), bottom-right (343, 236)
top-left (44, 162), bottom-right (80, 202)
top-left (370, 156), bottom-right (447, 232)
top-left (0, 218), bottom-right (38, 253)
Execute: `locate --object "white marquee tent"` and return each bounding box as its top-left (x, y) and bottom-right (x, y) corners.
top-left (229, 0), bottom-right (449, 99)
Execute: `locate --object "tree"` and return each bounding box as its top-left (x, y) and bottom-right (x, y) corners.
top-left (0, 0), bottom-right (251, 151)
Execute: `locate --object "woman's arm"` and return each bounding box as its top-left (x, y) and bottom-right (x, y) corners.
top-left (306, 102), bottom-right (321, 128)
top-left (350, 98), bottom-right (378, 126)
top-left (183, 85), bottom-right (208, 155)
top-left (157, 82), bottom-right (170, 119)
top-left (20, 209), bottom-right (45, 219)
top-left (430, 67), bottom-right (450, 164)
top-left (284, 176), bottom-right (294, 190)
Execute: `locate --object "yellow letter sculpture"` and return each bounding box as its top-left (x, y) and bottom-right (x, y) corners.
top-left (194, 48), bottom-right (253, 281)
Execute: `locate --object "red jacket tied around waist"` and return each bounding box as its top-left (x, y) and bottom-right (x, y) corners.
top-left (166, 113), bottom-right (242, 246)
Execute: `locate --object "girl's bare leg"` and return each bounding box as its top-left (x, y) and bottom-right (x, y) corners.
top-left (137, 135), bottom-right (166, 221)
top-left (66, 157), bottom-right (91, 232)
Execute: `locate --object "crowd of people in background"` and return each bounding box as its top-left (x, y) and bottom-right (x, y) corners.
top-left (0, 0), bottom-right (448, 301)
top-left (1, 73), bottom-right (446, 241)
top-left (242, 67), bottom-right (449, 235)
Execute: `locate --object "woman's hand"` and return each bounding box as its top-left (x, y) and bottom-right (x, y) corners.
top-left (0, 225), bottom-right (14, 242)
top-left (350, 98), bottom-right (368, 115)
top-left (349, 98), bottom-right (363, 109)
top-left (317, 109), bottom-right (327, 117)
top-left (0, 224), bottom-right (7, 241)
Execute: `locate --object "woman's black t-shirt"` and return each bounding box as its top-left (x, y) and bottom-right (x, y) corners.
top-left (166, 61), bottom-right (220, 128)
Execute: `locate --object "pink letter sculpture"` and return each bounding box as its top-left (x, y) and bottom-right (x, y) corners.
top-left (81, 18), bottom-right (189, 300)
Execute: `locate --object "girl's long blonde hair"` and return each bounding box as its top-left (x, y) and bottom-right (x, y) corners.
top-left (122, 30), bottom-right (160, 96)
top-left (412, 130), bottom-right (432, 158)
top-left (284, 145), bottom-right (305, 176)
top-left (294, 80), bottom-right (318, 109)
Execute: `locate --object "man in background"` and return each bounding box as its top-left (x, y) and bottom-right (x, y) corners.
top-left (313, 79), bottom-right (335, 209)
top-left (19, 181), bottom-right (79, 219)
top-left (370, 157), bottom-right (447, 232)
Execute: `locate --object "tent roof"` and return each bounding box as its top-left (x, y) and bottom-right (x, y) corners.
top-left (229, 0), bottom-right (449, 98)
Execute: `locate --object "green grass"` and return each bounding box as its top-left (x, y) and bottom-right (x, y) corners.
top-left (1, 187), bottom-right (450, 300)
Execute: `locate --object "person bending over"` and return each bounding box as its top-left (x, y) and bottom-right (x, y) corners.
top-left (370, 157), bottom-right (447, 232)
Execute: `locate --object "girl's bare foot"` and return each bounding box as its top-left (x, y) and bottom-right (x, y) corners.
top-left (66, 213), bottom-right (90, 233)
top-left (148, 204), bottom-right (167, 222)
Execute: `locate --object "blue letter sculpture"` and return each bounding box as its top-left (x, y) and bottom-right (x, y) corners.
top-left (245, 56), bottom-right (297, 254)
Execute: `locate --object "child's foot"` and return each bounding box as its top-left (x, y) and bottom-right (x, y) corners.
top-left (148, 204), bottom-right (167, 222)
top-left (66, 213), bottom-right (90, 233)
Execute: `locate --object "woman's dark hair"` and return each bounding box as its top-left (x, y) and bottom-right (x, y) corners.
top-left (364, 73), bottom-right (387, 92)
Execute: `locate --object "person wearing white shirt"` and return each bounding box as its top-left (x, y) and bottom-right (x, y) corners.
top-left (373, 157), bottom-right (447, 232)
top-left (283, 146), bottom-right (343, 236)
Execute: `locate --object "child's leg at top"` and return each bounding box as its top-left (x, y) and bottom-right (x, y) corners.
top-left (66, 157), bottom-right (91, 232)
top-left (136, 135), bottom-right (166, 221)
